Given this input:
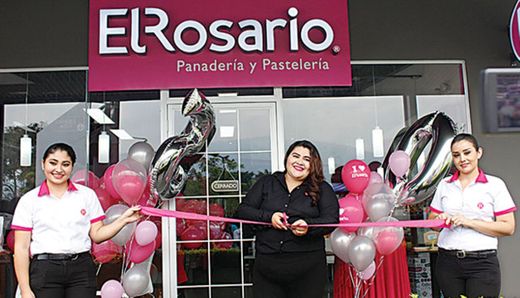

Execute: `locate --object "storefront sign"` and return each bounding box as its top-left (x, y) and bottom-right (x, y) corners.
top-left (211, 180), bottom-right (239, 192)
top-left (88, 0), bottom-right (351, 91)
top-left (510, 0), bottom-right (520, 61)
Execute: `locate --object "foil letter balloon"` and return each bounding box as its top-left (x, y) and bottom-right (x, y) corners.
top-left (149, 89), bottom-right (216, 203)
top-left (383, 112), bottom-right (457, 205)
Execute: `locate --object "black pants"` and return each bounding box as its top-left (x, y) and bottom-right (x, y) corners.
top-left (29, 253), bottom-right (97, 298)
top-left (253, 250), bottom-right (327, 298)
top-left (435, 251), bottom-right (500, 298)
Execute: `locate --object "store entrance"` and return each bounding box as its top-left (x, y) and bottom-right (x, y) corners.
top-left (162, 99), bottom-right (279, 298)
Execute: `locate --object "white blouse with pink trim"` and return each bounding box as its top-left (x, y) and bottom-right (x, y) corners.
top-left (430, 171), bottom-right (516, 251)
top-left (11, 181), bottom-right (105, 255)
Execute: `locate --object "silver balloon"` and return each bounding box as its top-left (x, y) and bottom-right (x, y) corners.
top-left (330, 228), bottom-right (356, 264)
top-left (383, 112), bottom-right (456, 205)
top-left (104, 204), bottom-right (136, 246)
top-left (149, 89), bottom-right (216, 202)
top-left (122, 264), bottom-right (150, 297)
top-left (347, 235), bottom-right (376, 272)
top-left (357, 226), bottom-right (376, 240)
top-left (365, 196), bottom-right (393, 222)
top-left (128, 141), bottom-right (155, 171)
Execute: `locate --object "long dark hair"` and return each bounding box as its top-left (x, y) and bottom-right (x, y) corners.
top-left (284, 140), bottom-right (324, 206)
top-left (43, 143), bottom-right (77, 165)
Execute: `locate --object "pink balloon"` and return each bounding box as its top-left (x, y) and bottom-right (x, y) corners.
top-left (91, 240), bottom-right (121, 264)
top-left (72, 169), bottom-right (100, 189)
top-left (341, 160), bottom-right (370, 194)
top-left (209, 222), bottom-right (224, 240)
top-left (212, 232), bottom-right (233, 249)
top-left (127, 238), bottom-right (156, 263)
top-left (112, 159), bottom-right (147, 206)
top-left (103, 165), bottom-right (121, 200)
top-left (359, 261), bottom-right (376, 280)
top-left (136, 177), bottom-right (155, 207)
top-left (6, 230), bottom-right (15, 251)
top-left (338, 194), bottom-right (365, 233)
top-left (135, 221), bottom-right (158, 246)
top-left (95, 187), bottom-right (118, 211)
top-left (388, 150), bottom-right (411, 177)
top-left (369, 171), bottom-right (383, 184)
top-left (101, 279), bottom-right (124, 298)
top-left (180, 226), bottom-right (207, 249)
top-left (374, 228), bottom-right (403, 255)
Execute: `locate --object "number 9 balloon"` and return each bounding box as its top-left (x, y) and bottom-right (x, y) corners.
top-left (383, 111), bottom-right (457, 205)
top-left (149, 89), bottom-right (216, 202)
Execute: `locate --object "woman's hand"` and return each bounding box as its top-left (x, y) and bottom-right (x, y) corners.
top-left (450, 213), bottom-right (470, 228)
top-left (271, 212), bottom-right (288, 230)
top-left (20, 288), bottom-right (35, 298)
top-left (291, 219), bottom-right (308, 236)
top-left (120, 206), bottom-right (142, 224)
top-left (436, 213), bottom-right (452, 226)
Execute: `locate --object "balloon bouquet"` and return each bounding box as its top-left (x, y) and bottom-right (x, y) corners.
top-left (83, 89), bottom-right (216, 298)
top-left (330, 112), bottom-right (457, 298)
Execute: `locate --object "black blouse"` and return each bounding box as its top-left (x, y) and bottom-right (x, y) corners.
top-left (235, 171), bottom-right (339, 254)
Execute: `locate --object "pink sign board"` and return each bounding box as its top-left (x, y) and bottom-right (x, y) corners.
top-left (88, 0), bottom-right (351, 91)
top-left (511, 0), bottom-right (520, 61)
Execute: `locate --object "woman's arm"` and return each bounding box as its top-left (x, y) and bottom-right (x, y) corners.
top-left (451, 212), bottom-right (515, 237)
top-left (235, 176), bottom-right (273, 223)
top-left (13, 231), bottom-right (35, 298)
top-left (303, 184), bottom-right (339, 237)
top-left (89, 206), bottom-right (141, 243)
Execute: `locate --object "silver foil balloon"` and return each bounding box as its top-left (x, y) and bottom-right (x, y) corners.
top-left (128, 141), bottom-right (155, 171)
top-left (347, 235), bottom-right (376, 272)
top-left (149, 89), bottom-right (216, 202)
top-left (330, 228), bottom-right (356, 264)
top-left (383, 112), bottom-right (456, 205)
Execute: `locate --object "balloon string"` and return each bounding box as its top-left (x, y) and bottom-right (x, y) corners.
top-left (140, 206), bottom-right (448, 229)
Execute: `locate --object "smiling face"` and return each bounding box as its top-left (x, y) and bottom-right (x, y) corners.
top-left (41, 149), bottom-right (74, 187)
top-left (285, 146), bottom-right (312, 182)
top-left (451, 139), bottom-right (482, 176)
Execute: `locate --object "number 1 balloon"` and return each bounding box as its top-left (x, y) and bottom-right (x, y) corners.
top-left (149, 89), bottom-right (216, 202)
top-left (383, 112), bottom-right (457, 205)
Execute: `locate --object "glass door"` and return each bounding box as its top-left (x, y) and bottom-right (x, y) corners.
top-left (162, 101), bottom-right (278, 298)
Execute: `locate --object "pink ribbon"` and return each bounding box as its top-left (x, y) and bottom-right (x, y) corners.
top-left (140, 206), bottom-right (448, 229)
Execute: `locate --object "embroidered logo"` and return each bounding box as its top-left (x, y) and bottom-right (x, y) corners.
top-left (81, 209), bottom-right (86, 216)
top-left (477, 202), bottom-right (484, 209)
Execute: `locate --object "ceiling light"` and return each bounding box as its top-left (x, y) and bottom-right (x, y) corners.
top-left (98, 131), bottom-right (110, 163)
top-left (110, 129), bottom-right (135, 140)
top-left (86, 108), bottom-right (115, 124)
top-left (356, 138), bottom-right (365, 160)
top-left (219, 126), bottom-right (235, 138)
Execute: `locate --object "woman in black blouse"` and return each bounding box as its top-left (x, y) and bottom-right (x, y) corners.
top-left (236, 140), bottom-right (339, 298)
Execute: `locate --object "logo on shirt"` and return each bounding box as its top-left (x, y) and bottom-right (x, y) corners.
top-left (477, 202), bottom-right (484, 209)
top-left (81, 209), bottom-right (87, 216)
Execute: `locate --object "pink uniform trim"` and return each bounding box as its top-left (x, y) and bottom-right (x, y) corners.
top-left (494, 206), bottom-right (517, 216)
top-left (90, 215), bottom-right (106, 224)
top-left (448, 169), bottom-right (488, 184)
top-left (10, 225), bottom-right (33, 231)
top-left (429, 207), bottom-right (442, 214)
top-left (38, 180), bottom-right (78, 197)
